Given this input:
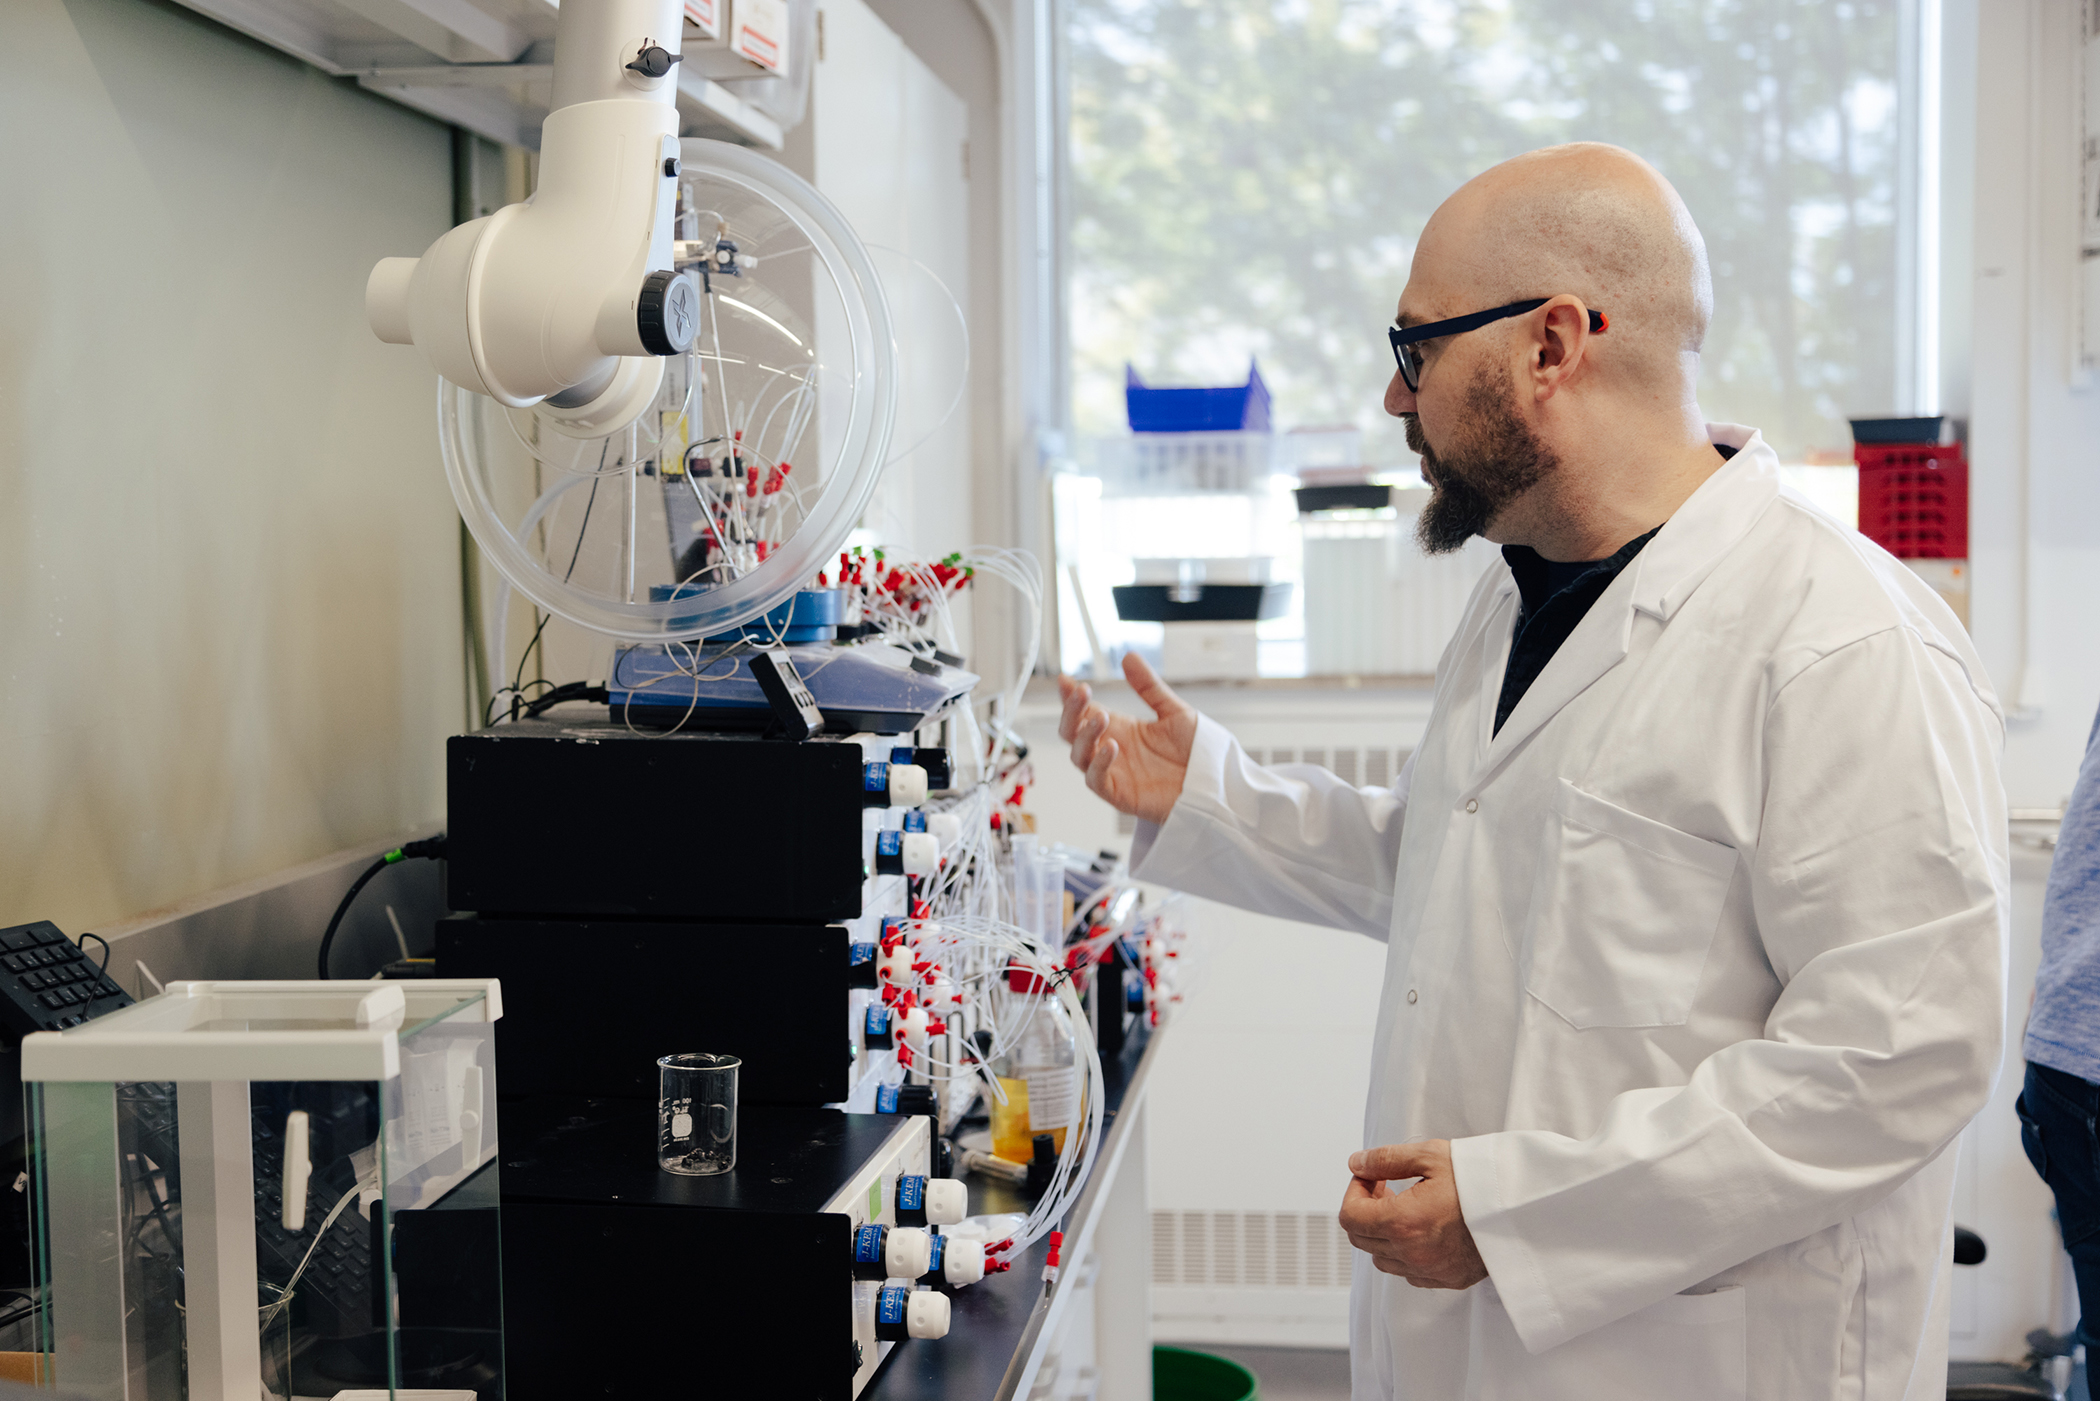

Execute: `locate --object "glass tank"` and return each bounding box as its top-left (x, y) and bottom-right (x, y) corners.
top-left (21, 980), bottom-right (503, 1401)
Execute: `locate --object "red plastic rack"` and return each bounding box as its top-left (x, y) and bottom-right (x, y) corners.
top-left (1854, 442), bottom-right (1968, 558)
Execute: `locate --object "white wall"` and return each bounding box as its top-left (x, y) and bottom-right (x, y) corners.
top-left (862, 0), bottom-right (1024, 662)
top-left (0, 0), bottom-right (462, 934)
top-left (1961, 0), bottom-right (2100, 806)
top-left (805, 0), bottom-right (974, 561)
top-left (1937, 0), bottom-right (2100, 1359)
top-left (771, 0), bottom-right (977, 658)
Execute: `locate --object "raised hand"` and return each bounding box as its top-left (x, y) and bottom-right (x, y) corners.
top-left (1056, 653), bottom-right (1198, 825)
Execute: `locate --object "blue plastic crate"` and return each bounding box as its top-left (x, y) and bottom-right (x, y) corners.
top-left (1126, 361), bottom-right (1271, 433)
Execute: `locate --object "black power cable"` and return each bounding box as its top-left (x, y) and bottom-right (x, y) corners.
top-left (521, 681), bottom-right (609, 719)
top-left (317, 836), bottom-right (448, 979)
top-left (497, 468), bottom-right (603, 724)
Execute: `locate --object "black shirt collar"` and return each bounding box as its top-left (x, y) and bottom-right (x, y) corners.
top-left (1499, 441), bottom-right (1738, 621)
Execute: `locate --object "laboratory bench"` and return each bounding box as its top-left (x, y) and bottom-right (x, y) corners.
top-left (868, 1019), bottom-right (1164, 1401)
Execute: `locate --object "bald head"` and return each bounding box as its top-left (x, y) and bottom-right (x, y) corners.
top-left (1389, 145), bottom-right (1726, 561)
top-left (1410, 143), bottom-right (1712, 385)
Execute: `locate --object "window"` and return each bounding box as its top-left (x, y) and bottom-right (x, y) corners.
top-left (1059, 0), bottom-right (1919, 678)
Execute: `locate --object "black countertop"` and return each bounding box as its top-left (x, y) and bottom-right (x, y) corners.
top-left (865, 1020), bottom-right (1161, 1401)
top-left (499, 1098), bottom-right (906, 1212)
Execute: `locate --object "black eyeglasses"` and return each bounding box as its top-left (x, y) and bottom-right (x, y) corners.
top-left (1387, 299), bottom-right (1608, 392)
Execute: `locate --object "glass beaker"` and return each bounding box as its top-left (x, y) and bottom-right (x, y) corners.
top-left (658, 1053), bottom-right (739, 1176)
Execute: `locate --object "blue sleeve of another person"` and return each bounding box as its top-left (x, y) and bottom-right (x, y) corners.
top-left (2026, 701), bottom-right (2100, 1082)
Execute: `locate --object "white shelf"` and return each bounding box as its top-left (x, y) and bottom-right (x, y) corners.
top-left (173, 0), bottom-right (784, 150)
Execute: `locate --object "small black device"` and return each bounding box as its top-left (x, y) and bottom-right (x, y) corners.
top-left (1093, 945), bottom-right (1129, 1058)
top-left (847, 940), bottom-right (879, 989)
top-left (1294, 482), bottom-right (1395, 514)
top-left (750, 647), bottom-right (827, 741)
top-left (0, 923), bottom-right (134, 1292)
top-left (889, 745), bottom-right (952, 791)
top-left (0, 922), bottom-right (131, 1040)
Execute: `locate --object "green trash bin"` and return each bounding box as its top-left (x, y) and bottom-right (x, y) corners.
top-left (1153, 1345), bottom-right (1260, 1401)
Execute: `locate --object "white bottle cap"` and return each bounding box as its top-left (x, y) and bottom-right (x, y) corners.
top-left (906, 1288), bottom-right (952, 1339)
top-left (928, 812), bottom-right (963, 848)
top-left (878, 944), bottom-right (915, 986)
top-left (889, 764), bottom-right (930, 808)
top-left (923, 1178), bottom-right (969, 1226)
top-left (898, 1005), bottom-right (932, 1051)
top-left (899, 832), bottom-right (939, 876)
top-left (926, 976), bottom-right (959, 1014)
top-left (941, 1237), bottom-right (986, 1286)
top-left (887, 1227), bottom-right (933, 1280)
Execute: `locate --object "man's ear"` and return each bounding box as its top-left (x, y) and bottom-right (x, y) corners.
top-left (1529, 297), bottom-right (1592, 402)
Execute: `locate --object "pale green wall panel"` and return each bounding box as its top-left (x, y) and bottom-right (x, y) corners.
top-left (0, 0), bottom-right (462, 933)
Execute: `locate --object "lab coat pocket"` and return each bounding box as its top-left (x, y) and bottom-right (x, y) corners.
top-left (1473, 1283), bottom-right (1747, 1401)
top-left (1522, 780), bottom-right (1737, 1029)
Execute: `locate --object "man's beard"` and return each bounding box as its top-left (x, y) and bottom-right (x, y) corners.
top-left (1407, 364), bottom-right (1560, 554)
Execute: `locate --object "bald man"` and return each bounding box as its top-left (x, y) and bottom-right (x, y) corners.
top-left (1060, 144), bottom-right (2007, 1399)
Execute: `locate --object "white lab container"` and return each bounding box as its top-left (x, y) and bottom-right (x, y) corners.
top-left (1301, 489), bottom-right (1500, 677)
top-left (1088, 432), bottom-right (1278, 496)
top-left (1161, 622), bottom-right (1261, 681)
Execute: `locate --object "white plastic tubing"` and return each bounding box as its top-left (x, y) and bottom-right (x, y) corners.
top-left (901, 906), bottom-right (1108, 1254)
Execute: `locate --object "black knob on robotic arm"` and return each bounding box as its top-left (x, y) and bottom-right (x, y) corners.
top-left (637, 270), bottom-right (699, 356)
top-left (625, 44), bottom-right (683, 79)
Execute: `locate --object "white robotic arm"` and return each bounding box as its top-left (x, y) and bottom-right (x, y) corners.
top-left (366, 0), bottom-right (699, 437)
top-left (380, 10), bottom-right (897, 644)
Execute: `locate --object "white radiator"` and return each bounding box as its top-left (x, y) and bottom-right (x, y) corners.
top-left (1151, 1209), bottom-right (1354, 1349)
top-left (1244, 745), bottom-right (1412, 789)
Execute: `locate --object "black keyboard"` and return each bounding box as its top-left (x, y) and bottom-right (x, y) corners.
top-left (0, 921), bottom-right (131, 1039)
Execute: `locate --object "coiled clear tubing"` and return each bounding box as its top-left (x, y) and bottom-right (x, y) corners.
top-left (439, 139), bottom-right (897, 641)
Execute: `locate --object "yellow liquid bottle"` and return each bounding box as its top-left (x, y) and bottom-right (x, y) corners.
top-left (988, 978), bottom-right (1080, 1163)
top-left (989, 1076), bottom-right (1034, 1163)
top-left (989, 1073), bottom-right (1072, 1163)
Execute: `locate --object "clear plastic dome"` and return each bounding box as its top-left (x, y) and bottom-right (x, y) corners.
top-left (440, 139), bottom-right (897, 641)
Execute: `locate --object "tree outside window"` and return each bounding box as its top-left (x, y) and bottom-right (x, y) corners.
top-left (1062, 0), bottom-right (1901, 677)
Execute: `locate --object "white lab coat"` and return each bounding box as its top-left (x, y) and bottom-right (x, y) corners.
top-left (1132, 427), bottom-right (2010, 1401)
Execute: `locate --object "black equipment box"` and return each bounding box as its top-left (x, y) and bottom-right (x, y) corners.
top-left (435, 916), bottom-right (850, 1106)
top-left (447, 719), bottom-right (867, 921)
top-left (1110, 581), bottom-right (1292, 623)
top-left (499, 1100), bottom-right (929, 1400)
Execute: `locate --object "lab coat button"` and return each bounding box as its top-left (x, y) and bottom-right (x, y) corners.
top-left (1464, 799), bottom-right (1479, 813)
top-left (1406, 989), bottom-right (1418, 1004)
